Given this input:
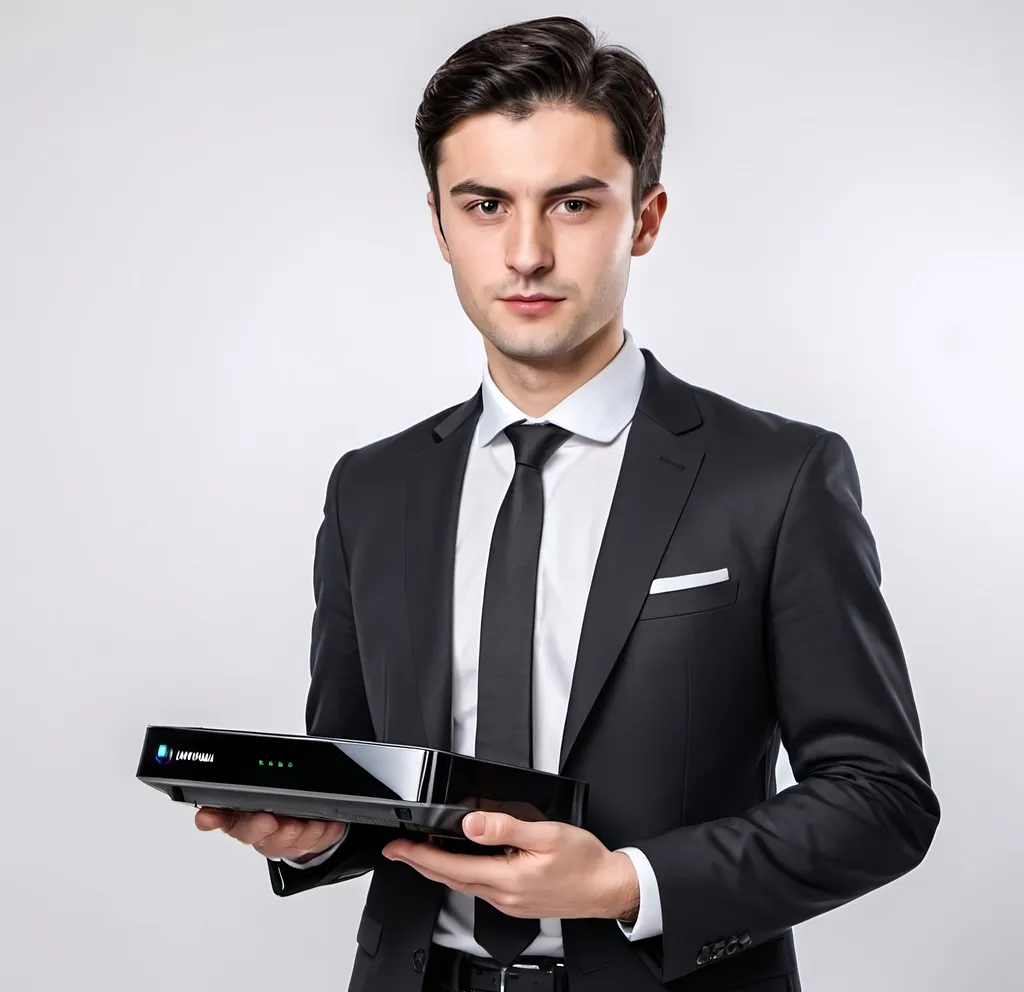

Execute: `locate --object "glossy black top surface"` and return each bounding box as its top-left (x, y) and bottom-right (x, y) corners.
top-left (137, 725), bottom-right (586, 825)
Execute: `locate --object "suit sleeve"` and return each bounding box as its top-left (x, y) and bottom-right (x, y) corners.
top-left (268, 450), bottom-right (398, 897)
top-left (632, 430), bottom-right (941, 982)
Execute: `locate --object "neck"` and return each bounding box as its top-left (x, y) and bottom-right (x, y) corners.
top-left (484, 322), bottom-right (626, 418)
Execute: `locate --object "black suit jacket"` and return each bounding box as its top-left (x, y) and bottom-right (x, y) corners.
top-left (267, 349), bottom-right (939, 992)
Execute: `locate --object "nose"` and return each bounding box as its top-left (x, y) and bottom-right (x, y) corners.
top-left (504, 212), bottom-right (554, 278)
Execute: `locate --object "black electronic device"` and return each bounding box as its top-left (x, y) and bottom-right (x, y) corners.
top-left (137, 726), bottom-right (587, 842)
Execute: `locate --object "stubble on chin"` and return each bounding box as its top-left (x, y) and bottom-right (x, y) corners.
top-left (480, 318), bottom-right (591, 363)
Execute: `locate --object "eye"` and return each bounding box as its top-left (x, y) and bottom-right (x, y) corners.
top-left (467, 198), bottom-right (593, 217)
top-left (471, 199), bottom-right (502, 216)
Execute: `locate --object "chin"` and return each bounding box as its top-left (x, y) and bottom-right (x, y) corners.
top-left (484, 322), bottom-right (589, 361)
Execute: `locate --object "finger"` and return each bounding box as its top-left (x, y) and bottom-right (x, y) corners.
top-left (194, 807), bottom-right (232, 831)
top-left (287, 818), bottom-right (332, 855)
top-left (390, 843), bottom-right (510, 889)
top-left (257, 817), bottom-right (342, 858)
top-left (391, 857), bottom-right (494, 898)
top-left (392, 860), bottom-right (530, 917)
top-left (228, 812), bottom-right (280, 846)
top-left (256, 816), bottom-right (310, 853)
top-left (463, 812), bottom-right (560, 853)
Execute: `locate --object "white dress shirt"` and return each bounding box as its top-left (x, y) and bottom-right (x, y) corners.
top-left (287, 329), bottom-right (664, 951)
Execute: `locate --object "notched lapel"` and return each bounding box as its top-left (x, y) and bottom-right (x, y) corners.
top-left (559, 352), bottom-right (706, 771)
top-left (404, 391), bottom-right (481, 754)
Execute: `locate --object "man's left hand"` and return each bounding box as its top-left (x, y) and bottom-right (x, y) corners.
top-left (381, 812), bottom-right (640, 922)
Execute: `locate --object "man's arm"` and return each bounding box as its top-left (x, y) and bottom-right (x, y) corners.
top-left (268, 450), bottom-right (397, 897)
top-left (632, 430), bottom-right (940, 982)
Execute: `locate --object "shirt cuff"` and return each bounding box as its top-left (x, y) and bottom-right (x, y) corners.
top-left (614, 846), bottom-right (663, 941)
top-left (274, 823), bottom-right (350, 868)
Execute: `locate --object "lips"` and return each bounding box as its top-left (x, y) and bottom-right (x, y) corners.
top-left (502, 297), bottom-right (562, 315)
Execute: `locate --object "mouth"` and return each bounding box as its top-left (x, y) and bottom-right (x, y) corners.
top-left (501, 295), bottom-right (563, 302)
top-left (501, 294), bottom-right (564, 316)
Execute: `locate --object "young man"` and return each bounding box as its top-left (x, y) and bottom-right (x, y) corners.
top-left (196, 16), bottom-right (939, 992)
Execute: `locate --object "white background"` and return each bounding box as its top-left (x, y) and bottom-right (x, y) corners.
top-left (1, 2), bottom-right (1021, 989)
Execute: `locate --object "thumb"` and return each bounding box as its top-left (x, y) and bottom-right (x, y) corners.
top-left (462, 811), bottom-right (536, 849)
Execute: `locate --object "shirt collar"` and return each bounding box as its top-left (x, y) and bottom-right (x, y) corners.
top-left (476, 329), bottom-right (646, 447)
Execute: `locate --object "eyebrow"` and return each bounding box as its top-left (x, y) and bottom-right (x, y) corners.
top-left (448, 175), bottom-right (612, 200)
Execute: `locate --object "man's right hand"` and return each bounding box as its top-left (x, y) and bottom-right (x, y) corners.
top-left (195, 807), bottom-right (347, 862)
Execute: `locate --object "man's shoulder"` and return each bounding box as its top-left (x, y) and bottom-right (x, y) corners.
top-left (358, 397), bottom-right (469, 456)
top-left (686, 378), bottom-right (831, 460)
top-left (323, 394), bottom-right (477, 491)
top-left (643, 349), bottom-right (835, 464)
top-left (675, 377), bottom-right (853, 510)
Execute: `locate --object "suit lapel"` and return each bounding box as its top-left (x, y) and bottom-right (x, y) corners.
top-left (558, 351), bottom-right (705, 771)
top-left (403, 350), bottom-right (706, 771)
top-left (404, 390), bottom-right (482, 753)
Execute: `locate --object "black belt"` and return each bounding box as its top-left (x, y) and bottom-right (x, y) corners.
top-left (426, 944), bottom-right (568, 992)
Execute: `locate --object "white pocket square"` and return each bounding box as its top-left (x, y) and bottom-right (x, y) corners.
top-left (649, 567), bottom-right (730, 595)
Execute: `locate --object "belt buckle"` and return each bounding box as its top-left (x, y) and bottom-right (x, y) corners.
top-left (496, 957), bottom-right (563, 992)
top-left (500, 959), bottom-right (552, 991)
top-left (499, 961), bottom-right (532, 992)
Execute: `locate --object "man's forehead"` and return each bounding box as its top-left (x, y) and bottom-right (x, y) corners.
top-left (449, 104), bottom-right (612, 138)
top-left (439, 108), bottom-right (624, 175)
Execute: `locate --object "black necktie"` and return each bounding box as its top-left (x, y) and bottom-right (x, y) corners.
top-left (473, 421), bottom-right (572, 967)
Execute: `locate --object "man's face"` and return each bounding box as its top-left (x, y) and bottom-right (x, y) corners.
top-left (429, 104), bottom-right (665, 363)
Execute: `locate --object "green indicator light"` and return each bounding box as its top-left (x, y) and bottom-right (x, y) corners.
top-left (277, 761), bottom-right (283, 767)
top-left (259, 760), bottom-right (264, 766)
top-left (287, 762), bottom-right (293, 768)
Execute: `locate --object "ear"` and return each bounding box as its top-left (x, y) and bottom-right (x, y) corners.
top-left (631, 184), bottom-right (668, 258)
top-left (427, 191), bottom-right (451, 263)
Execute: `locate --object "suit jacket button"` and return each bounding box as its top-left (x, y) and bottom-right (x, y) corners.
top-left (697, 946), bottom-right (711, 966)
top-left (413, 948), bottom-right (426, 973)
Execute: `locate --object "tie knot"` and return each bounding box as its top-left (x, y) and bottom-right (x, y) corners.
top-left (504, 421), bottom-right (572, 470)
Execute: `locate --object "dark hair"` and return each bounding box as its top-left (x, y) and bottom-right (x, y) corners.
top-left (415, 16), bottom-right (666, 235)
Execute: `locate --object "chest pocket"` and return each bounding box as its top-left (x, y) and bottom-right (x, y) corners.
top-left (636, 576), bottom-right (739, 621)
